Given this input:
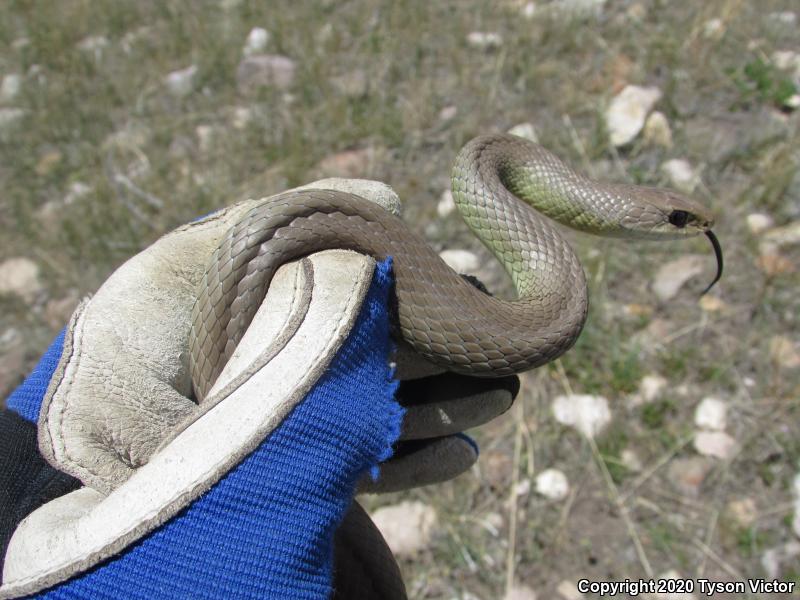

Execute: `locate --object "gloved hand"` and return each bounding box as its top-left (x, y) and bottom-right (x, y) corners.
top-left (0, 179), bottom-right (518, 600)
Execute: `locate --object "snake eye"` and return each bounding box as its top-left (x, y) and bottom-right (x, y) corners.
top-left (669, 210), bottom-right (690, 228)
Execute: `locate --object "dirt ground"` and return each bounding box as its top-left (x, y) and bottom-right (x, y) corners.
top-left (1, 1), bottom-right (798, 598)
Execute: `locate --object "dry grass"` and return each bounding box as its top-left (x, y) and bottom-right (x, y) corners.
top-left (1, 0), bottom-right (799, 597)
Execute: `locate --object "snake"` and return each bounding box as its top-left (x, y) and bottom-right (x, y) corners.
top-left (189, 133), bottom-right (722, 400)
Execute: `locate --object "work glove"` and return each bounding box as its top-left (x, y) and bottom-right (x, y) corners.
top-left (0, 179), bottom-right (519, 599)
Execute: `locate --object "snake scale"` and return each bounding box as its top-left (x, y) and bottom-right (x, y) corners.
top-left (189, 134), bottom-right (720, 400)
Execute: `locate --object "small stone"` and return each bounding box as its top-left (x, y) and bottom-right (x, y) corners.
top-left (0, 257), bottom-right (43, 301)
top-left (552, 394), bottom-right (611, 438)
top-left (330, 69), bottom-right (368, 97)
top-left (1, 74), bottom-right (22, 103)
top-left (606, 85), bottom-right (662, 147)
top-left (438, 105), bottom-right (457, 122)
top-left (702, 18), bottom-right (725, 40)
top-left (747, 213), bottom-right (774, 235)
top-left (466, 32), bottom-right (503, 50)
top-left (437, 190), bottom-right (455, 217)
top-left (505, 584), bottom-right (537, 600)
top-left (623, 303), bottom-right (654, 318)
top-left (651, 255), bottom-right (705, 301)
top-left (726, 497), bottom-right (757, 528)
top-left (370, 501), bottom-right (437, 558)
top-left (439, 249), bottom-right (481, 274)
top-left (514, 478), bottom-right (531, 497)
top-left (243, 27), bottom-right (270, 56)
top-left (784, 94), bottom-right (800, 110)
top-left (769, 335), bottom-right (800, 369)
top-left (236, 54), bottom-right (296, 93)
top-left (694, 397), bottom-right (727, 431)
top-left (637, 374), bottom-right (667, 404)
top-left (620, 448), bottom-right (642, 472)
top-left (661, 159), bottom-right (699, 194)
top-left (772, 50), bottom-right (800, 77)
top-left (535, 468), bottom-right (569, 500)
top-left (77, 35), bottom-right (108, 59)
top-left (508, 122), bottom-right (539, 142)
top-left (698, 295), bottom-right (727, 313)
top-left (643, 111), bottom-right (672, 148)
top-left (668, 457), bottom-right (710, 496)
top-left (694, 431), bottom-right (737, 459)
top-left (164, 65), bottom-right (197, 97)
top-left (557, 580), bottom-right (584, 600)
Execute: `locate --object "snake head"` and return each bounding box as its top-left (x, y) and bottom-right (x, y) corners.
top-left (617, 185), bottom-right (715, 240)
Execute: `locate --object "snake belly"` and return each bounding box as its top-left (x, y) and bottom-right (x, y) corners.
top-left (189, 135), bottom-right (588, 400)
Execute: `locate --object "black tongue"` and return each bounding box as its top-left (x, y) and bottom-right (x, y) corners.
top-left (701, 230), bottom-right (723, 295)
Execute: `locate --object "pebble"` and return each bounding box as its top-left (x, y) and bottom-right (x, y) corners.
top-left (466, 32), bottom-right (503, 50)
top-left (437, 190), bottom-right (455, 217)
top-left (702, 18), bottom-right (725, 40)
top-left (668, 457), bottom-right (710, 496)
top-left (606, 85), bottom-right (662, 147)
top-left (651, 255), bottom-right (705, 301)
top-left (370, 501), bottom-right (437, 557)
top-left (1, 74), bottom-right (21, 103)
top-left (507, 122), bottom-right (538, 143)
top-left (535, 468), bottom-right (570, 500)
top-left (164, 65), bottom-right (197, 97)
top-left (552, 394), bottom-right (611, 438)
top-left (643, 111), bottom-right (672, 148)
top-left (243, 27), bottom-right (270, 56)
top-left (439, 249), bottom-right (480, 274)
top-left (726, 497), bottom-right (757, 528)
top-left (0, 257), bottom-right (44, 301)
top-left (661, 159), bottom-right (699, 194)
top-left (630, 374), bottom-right (667, 406)
top-left (620, 448), bottom-right (642, 472)
top-left (438, 105), bottom-right (457, 122)
top-left (557, 580), bottom-right (584, 599)
top-left (772, 50), bottom-right (800, 77)
top-left (769, 335), bottom-right (800, 369)
top-left (693, 431), bottom-right (737, 460)
top-left (746, 213), bottom-right (774, 235)
top-left (521, 3), bottom-right (537, 19)
top-left (505, 584), bottom-right (537, 600)
top-left (698, 295), bottom-right (727, 313)
top-left (694, 397), bottom-right (727, 431)
top-left (236, 54), bottom-right (296, 93)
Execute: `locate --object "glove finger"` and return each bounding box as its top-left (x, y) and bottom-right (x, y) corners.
top-left (397, 373), bottom-right (519, 440)
top-left (333, 500), bottom-right (407, 600)
top-left (357, 434), bottom-right (478, 494)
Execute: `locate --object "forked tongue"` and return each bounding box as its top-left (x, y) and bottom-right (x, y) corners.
top-left (701, 231), bottom-right (723, 295)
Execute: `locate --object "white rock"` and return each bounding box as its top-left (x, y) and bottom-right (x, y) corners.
top-left (514, 478), bottom-right (531, 497)
top-left (785, 94), bottom-right (800, 110)
top-left (606, 85), bottom-right (662, 147)
top-left (747, 212), bottom-right (774, 235)
top-left (236, 54), bottom-right (296, 93)
top-left (702, 18), bottom-right (725, 40)
top-left (505, 584), bottom-right (537, 600)
top-left (466, 31), bottom-right (503, 50)
top-left (557, 580), bottom-right (584, 600)
top-left (651, 255), bottom-right (705, 301)
top-left (521, 3), bottom-right (537, 19)
top-left (552, 394), bottom-right (611, 438)
top-left (370, 501), bottom-right (436, 557)
top-left (693, 431), bottom-right (736, 460)
top-left (439, 249), bottom-right (480, 274)
top-left (1, 74), bottom-right (21, 103)
top-left (165, 65), bottom-right (197, 97)
top-left (772, 50), bottom-right (800, 77)
top-left (643, 111), bottom-right (672, 148)
top-left (535, 468), bottom-right (569, 500)
top-left (621, 448), bottom-right (642, 471)
top-left (0, 257), bottom-right (43, 301)
top-left (438, 105), bottom-right (457, 122)
top-left (694, 397), bottom-right (727, 431)
top-left (634, 374), bottom-right (667, 405)
top-left (437, 190), bottom-right (455, 217)
top-left (661, 159), bottom-right (699, 193)
top-left (508, 122), bottom-right (539, 142)
top-left (243, 27), bottom-right (270, 56)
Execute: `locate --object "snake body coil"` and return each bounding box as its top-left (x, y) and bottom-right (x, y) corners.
top-left (190, 134), bottom-right (717, 399)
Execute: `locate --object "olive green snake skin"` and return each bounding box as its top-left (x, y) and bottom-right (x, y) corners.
top-left (189, 134), bottom-right (719, 400)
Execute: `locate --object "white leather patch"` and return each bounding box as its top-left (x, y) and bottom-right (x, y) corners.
top-left (1, 250), bottom-right (375, 599)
